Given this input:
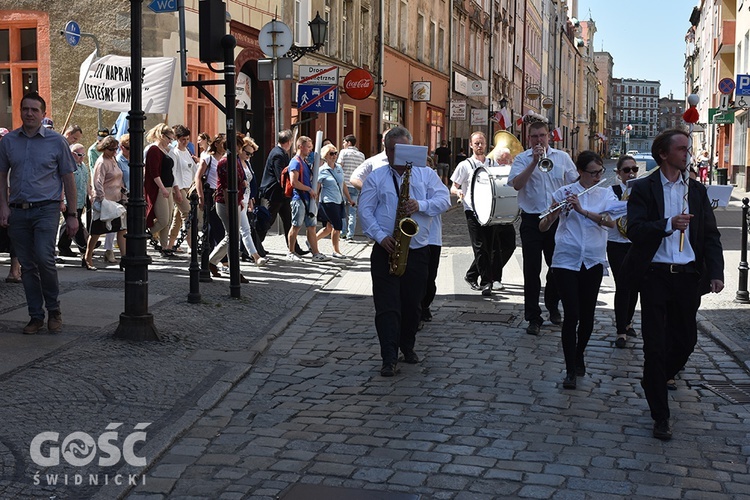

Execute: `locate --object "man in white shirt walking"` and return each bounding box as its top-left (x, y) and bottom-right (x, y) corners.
top-left (337, 134), bottom-right (365, 240)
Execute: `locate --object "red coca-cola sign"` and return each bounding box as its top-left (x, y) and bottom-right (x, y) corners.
top-left (344, 69), bottom-right (375, 100)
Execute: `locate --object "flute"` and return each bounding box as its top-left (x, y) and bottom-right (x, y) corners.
top-left (538, 179), bottom-right (609, 219)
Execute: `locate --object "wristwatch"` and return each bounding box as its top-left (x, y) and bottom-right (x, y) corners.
top-left (65, 212), bottom-right (77, 217)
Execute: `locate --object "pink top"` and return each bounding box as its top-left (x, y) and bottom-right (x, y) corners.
top-left (92, 155), bottom-right (125, 203)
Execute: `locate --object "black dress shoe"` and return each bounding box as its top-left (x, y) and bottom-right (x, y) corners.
top-left (575, 363), bottom-right (586, 377)
top-left (401, 350), bottom-right (419, 364)
top-left (549, 311), bottom-right (563, 325)
top-left (562, 373), bottom-right (577, 389)
top-left (58, 248), bottom-right (78, 257)
top-left (615, 336), bottom-right (627, 348)
top-left (653, 419), bottom-right (672, 440)
top-left (526, 319), bottom-right (542, 336)
top-left (464, 276), bottom-right (480, 291)
top-left (481, 283), bottom-right (492, 296)
top-left (380, 362), bottom-right (400, 377)
top-left (626, 326), bottom-right (638, 337)
top-left (422, 308), bottom-right (433, 322)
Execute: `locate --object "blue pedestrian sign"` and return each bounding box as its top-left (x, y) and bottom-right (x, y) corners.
top-left (737, 74), bottom-right (750, 96)
top-left (64, 21), bottom-right (80, 47)
top-left (298, 84), bottom-right (338, 114)
top-left (148, 0), bottom-right (178, 13)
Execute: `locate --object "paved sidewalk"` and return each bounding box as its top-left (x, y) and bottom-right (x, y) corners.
top-left (1, 201), bottom-right (749, 499)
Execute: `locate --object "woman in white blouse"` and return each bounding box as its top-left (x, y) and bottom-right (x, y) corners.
top-left (539, 150), bottom-right (617, 390)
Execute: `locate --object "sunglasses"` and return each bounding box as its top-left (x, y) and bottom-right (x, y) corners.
top-left (329, 151), bottom-right (338, 156)
top-left (620, 166), bottom-right (639, 174)
top-left (243, 149), bottom-right (254, 156)
top-left (584, 169), bottom-right (604, 176)
top-left (73, 152), bottom-right (84, 158)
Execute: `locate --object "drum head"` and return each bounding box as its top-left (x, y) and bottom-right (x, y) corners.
top-left (472, 167), bottom-right (494, 225)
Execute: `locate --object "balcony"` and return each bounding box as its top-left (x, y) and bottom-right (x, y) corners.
top-left (714, 20), bottom-right (736, 57)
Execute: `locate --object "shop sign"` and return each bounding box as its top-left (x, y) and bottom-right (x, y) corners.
top-left (343, 68), bottom-right (375, 100)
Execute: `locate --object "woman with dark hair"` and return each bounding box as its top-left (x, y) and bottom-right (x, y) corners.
top-left (539, 150), bottom-right (617, 390)
top-left (608, 155), bottom-right (640, 348)
top-left (194, 134), bottom-right (227, 264)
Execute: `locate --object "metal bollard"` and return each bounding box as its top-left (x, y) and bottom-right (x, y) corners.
top-left (188, 191), bottom-right (202, 303)
top-left (200, 186), bottom-right (213, 283)
top-left (737, 198), bottom-right (749, 303)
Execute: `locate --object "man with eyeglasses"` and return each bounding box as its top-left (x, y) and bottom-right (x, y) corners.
top-left (167, 125), bottom-right (197, 251)
top-left (0, 92), bottom-right (78, 335)
top-left (508, 120), bottom-right (578, 336)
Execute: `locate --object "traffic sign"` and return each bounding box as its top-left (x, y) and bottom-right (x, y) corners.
top-left (737, 74), bottom-right (750, 96)
top-left (718, 77), bottom-right (735, 95)
top-left (299, 65), bottom-right (338, 85)
top-left (148, 0), bottom-right (178, 13)
top-left (259, 20), bottom-right (293, 59)
top-left (298, 84), bottom-right (338, 113)
top-left (63, 21), bottom-right (80, 47)
top-left (709, 108), bottom-right (735, 124)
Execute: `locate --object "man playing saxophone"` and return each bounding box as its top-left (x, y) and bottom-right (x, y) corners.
top-left (358, 126), bottom-right (451, 377)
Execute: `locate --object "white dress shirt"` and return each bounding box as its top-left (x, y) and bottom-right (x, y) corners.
top-left (607, 182), bottom-right (630, 244)
top-left (652, 171), bottom-right (695, 265)
top-left (508, 146), bottom-right (578, 214)
top-left (170, 148), bottom-right (197, 190)
top-left (359, 165), bottom-right (451, 249)
top-left (350, 151), bottom-right (388, 186)
top-left (550, 182), bottom-right (618, 272)
top-left (450, 156), bottom-right (498, 213)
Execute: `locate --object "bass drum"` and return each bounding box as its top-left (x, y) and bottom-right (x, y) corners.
top-left (470, 165), bottom-right (519, 226)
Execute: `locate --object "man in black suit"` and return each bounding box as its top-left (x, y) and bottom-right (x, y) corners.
top-left (624, 128), bottom-right (724, 441)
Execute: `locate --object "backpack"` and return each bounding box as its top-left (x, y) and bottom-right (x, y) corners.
top-left (280, 156), bottom-right (307, 198)
top-left (280, 166), bottom-right (294, 198)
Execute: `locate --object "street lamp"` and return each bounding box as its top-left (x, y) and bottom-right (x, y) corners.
top-left (285, 12), bottom-right (329, 61)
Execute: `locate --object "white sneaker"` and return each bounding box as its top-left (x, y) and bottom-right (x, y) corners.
top-left (104, 249), bottom-right (116, 263)
top-left (494, 281), bottom-right (504, 291)
top-left (312, 253), bottom-right (331, 262)
top-left (255, 257), bottom-right (269, 267)
top-left (332, 252), bottom-right (347, 259)
top-left (286, 252), bottom-right (302, 262)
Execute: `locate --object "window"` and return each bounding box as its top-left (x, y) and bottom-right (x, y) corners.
top-left (438, 27), bottom-right (445, 72)
top-left (383, 94), bottom-right (404, 129)
top-left (399, 1), bottom-right (408, 52)
top-left (360, 7), bottom-right (370, 66)
top-left (0, 19), bottom-right (45, 129)
top-left (294, 0), bottom-right (311, 46)
top-left (185, 62), bottom-right (219, 141)
top-left (323, 7), bottom-right (332, 56)
top-left (430, 21), bottom-right (436, 67)
top-left (417, 15), bottom-right (424, 62)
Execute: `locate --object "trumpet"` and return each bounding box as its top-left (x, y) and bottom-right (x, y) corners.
top-left (538, 151), bottom-right (554, 172)
top-left (538, 179), bottom-right (608, 219)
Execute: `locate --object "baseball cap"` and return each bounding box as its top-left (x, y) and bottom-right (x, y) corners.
top-left (0, 127), bottom-right (9, 137)
top-left (97, 128), bottom-right (110, 139)
top-left (42, 117), bottom-right (54, 129)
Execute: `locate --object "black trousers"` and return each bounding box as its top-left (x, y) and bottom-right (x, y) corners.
top-left (492, 224), bottom-right (516, 283)
top-left (554, 265), bottom-right (603, 375)
top-left (421, 244), bottom-right (441, 314)
top-left (519, 212), bottom-right (560, 321)
top-left (465, 210), bottom-right (497, 286)
top-left (203, 187), bottom-right (225, 251)
top-left (57, 207), bottom-right (88, 251)
top-left (640, 267), bottom-right (700, 421)
top-left (607, 241), bottom-right (639, 334)
top-left (371, 244), bottom-right (429, 365)
top-left (264, 196), bottom-right (304, 254)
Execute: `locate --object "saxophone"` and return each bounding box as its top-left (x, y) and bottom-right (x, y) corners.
top-left (389, 163), bottom-right (420, 276)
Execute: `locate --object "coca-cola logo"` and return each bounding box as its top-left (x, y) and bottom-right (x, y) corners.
top-left (344, 69), bottom-right (374, 100)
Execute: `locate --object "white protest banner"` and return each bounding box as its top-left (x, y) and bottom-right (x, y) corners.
top-left (76, 53), bottom-right (176, 113)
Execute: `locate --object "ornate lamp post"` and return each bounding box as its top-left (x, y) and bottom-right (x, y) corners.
top-left (285, 12), bottom-right (329, 61)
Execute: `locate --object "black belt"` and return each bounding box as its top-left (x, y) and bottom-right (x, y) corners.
top-left (649, 262), bottom-right (698, 274)
top-left (8, 200), bottom-right (59, 209)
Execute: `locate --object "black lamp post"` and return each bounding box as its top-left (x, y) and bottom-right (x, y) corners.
top-left (285, 12), bottom-right (329, 61)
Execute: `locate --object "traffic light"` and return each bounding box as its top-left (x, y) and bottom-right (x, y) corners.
top-left (199, 0), bottom-right (226, 63)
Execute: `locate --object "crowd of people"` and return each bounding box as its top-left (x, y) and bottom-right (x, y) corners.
top-left (0, 91), bottom-right (726, 442)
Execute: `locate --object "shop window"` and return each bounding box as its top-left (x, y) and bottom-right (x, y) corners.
top-left (383, 95), bottom-right (404, 130)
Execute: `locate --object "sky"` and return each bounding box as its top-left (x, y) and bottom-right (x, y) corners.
top-left (577, 0), bottom-right (694, 99)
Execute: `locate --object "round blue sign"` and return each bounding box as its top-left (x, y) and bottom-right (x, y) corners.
top-left (64, 21), bottom-right (81, 47)
top-left (718, 77), bottom-right (735, 95)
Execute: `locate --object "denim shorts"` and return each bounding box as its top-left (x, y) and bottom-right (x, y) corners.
top-left (290, 198), bottom-right (316, 227)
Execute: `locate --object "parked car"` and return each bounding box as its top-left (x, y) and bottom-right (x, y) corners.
top-left (626, 149), bottom-right (640, 156)
top-left (632, 153), bottom-right (658, 172)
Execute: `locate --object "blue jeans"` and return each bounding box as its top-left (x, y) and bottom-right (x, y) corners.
top-left (343, 186), bottom-right (359, 238)
top-left (8, 203), bottom-right (62, 319)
